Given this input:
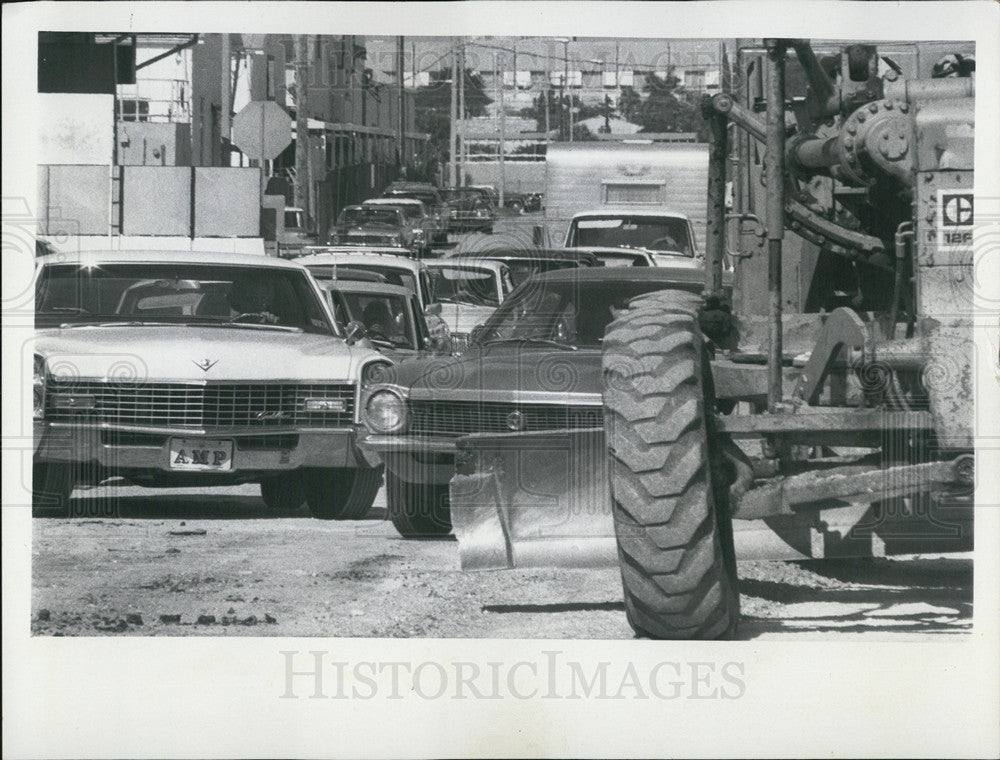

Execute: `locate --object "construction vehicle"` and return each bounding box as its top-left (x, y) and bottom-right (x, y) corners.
top-left (449, 38), bottom-right (977, 639)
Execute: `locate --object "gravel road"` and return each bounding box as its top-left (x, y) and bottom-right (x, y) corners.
top-left (31, 483), bottom-right (972, 639)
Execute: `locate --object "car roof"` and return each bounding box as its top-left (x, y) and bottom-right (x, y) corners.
top-left (570, 246), bottom-right (656, 261)
top-left (570, 208), bottom-right (691, 220)
top-left (425, 258), bottom-right (506, 273)
top-left (298, 253), bottom-right (425, 271)
top-left (364, 197), bottom-right (422, 206)
top-left (386, 182), bottom-right (438, 190)
top-left (320, 280), bottom-right (413, 298)
top-left (451, 248), bottom-right (596, 261)
top-left (36, 250), bottom-right (307, 270)
top-left (528, 267), bottom-right (705, 285)
top-left (298, 245), bottom-right (414, 257)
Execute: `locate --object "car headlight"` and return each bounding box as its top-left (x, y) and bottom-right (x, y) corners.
top-left (362, 360), bottom-right (393, 387)
top-left (364, 389), bottom-right (408, 434)
top-left (390, 235), bottom-right (401, 246)
top-left (33, 354), bottom-right (46, 419)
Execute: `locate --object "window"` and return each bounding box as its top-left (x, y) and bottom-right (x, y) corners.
top-left (120, 99), bottom-right (150, 122)
top-left (603, 182), bottom-right (664, 205)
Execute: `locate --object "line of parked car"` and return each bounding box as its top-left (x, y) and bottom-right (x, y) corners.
top-left (32, 172), bottom-right (711, 535)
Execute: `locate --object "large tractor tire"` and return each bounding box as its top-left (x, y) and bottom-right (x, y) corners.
top-left (32, 462), bottom-right (74, 517)
top-left (385, 471), bottom-right (452, 538)
top-left (602, 290), bottom-right (739, 639)
top-left (259, 474), bottom-right (306, 511)
top-left (302, 465), bottom-right (383, 520)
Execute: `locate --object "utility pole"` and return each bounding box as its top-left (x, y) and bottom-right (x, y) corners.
top-left (458, 42), bottom-right (465, 186)
top-left (397, 35), bottom-right (405, 168)
top-left (563, 40), bottom-right (569, 141)
top-left (498, 52), bottom-right (506, 207)
top-left (294, 34), bottom-right (310, 221)
top-left (449, 39), bottom-right (459, 186)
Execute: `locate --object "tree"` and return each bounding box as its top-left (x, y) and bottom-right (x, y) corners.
top-left (519, 91), bottom-right (605, 139)
top-left (617, 85), bottom-right (641, 122)
top-left (637, 71), bottom-right (704, 136)
top-left (413, 67), bottom-right (492, 168)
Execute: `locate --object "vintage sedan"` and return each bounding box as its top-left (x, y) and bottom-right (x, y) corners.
top-left (441, 187), bottom-right (496, 233)
top-left (32, 251), bottom-right (389, 519)
top-left (319, 280), bottom-right (452, 361)
top-left (330, 204), bottom-right (424, 255)
top-left (359, 267), bottom-right (706, 537)
top-left (381, 182), bottom-right (451, 244)
top-left (424, 258), bottom-right (514, 349)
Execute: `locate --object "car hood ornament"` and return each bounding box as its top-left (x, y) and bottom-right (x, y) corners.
top-left (193, 358), bottom-right (219, 372)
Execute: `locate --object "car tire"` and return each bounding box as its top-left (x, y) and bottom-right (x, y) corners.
top-left (259, 474), bottom-right (305, 511)
top-left (32, 462), bottom-right (73, 517)
top-left (302, 466), bottom-right (381, 520)
top-left (385, 471), bottom-right (452, 538)
top-left (601, 290), bottom-right (739, 640)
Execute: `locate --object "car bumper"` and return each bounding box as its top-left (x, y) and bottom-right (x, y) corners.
top-left (359, 433), bottom-right (457, 485)
top-left (33, 422), bottom-right (382, 473)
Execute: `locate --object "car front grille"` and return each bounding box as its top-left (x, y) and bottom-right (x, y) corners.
top-left (46, 381), bottom-right (356, 429)
top-left (408, 400), bottom-right (603, 437)
top-left (346, 233), bottom-right (399, 245)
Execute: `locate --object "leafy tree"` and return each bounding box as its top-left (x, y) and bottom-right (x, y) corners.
top-left (617, 86), bottom-right (642, 122)
top-left (413, 68), bottom-right (493, 168)
top-left (637, 71), bottom-right (704, 136)
top-left (519, 91), bottom-right (604, 139)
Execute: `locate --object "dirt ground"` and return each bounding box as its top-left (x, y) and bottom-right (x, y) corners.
top-left (31, 483), bottom-right (972, 639)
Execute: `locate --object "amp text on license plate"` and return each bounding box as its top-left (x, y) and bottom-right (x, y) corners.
top-left (169, 438), bottom-right (234, 471)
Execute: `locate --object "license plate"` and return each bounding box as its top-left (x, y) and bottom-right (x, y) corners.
top-left (169, 438), bottom-right (234, 471)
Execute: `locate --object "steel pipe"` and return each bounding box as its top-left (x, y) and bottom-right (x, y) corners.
top-left (765, 40), bottom-right (787, 412)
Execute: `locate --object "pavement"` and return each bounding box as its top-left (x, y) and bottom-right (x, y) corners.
top-left (31, 483), bottom-right (972, 639)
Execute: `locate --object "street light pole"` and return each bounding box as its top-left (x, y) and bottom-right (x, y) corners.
top-left (449, 39), bottom-right (458, 186)
top-left (564, 40), bottom-right (570, 141)
top-left (458, 41), bottom-right (465, 186)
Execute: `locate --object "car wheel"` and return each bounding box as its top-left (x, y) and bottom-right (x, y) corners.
top-left (259, 474), bottom-right (305, 511)
top-left (385, 471), bottom-right (452, 537)
top-left (32, 462), bottom-right (73, 517)
top-left (602, 290), bottom-right (739, 640)
top-left (302, 466), bottom-right (383, 520)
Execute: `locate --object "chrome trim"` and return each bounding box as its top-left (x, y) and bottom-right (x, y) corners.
top-left (406, 388), bottom-right (603, 404)
top-left (43, 421), bottom-right (357, 436)
top-left (360, 435), bottom-right (457, 453)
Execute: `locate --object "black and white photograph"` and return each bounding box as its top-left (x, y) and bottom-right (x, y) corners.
top-left (4, 2), bottom-right (999, 758)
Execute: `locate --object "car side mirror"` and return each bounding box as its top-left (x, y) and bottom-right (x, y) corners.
top-left (424, 303), bottom-right (442, 317)
top-left (345, 320), bottom-right (367, 345)
top-left (469, 324), bottom-right (487, 344)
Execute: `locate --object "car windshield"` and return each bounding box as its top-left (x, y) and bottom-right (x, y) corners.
top-left (386, 190), bottom-right (438, 208)
top-left (339, 292), bottom-right (416, 350)
top-left (339, 208), bottom-right (402, 227)
top-left (570, 216), bottom-right (693, 255)
top-left (308, 264), bottom-right (418, 297)
top-left (35, 263), bottom-right (335, 334)
top-left (284, 210), bottom-right (305, 229)
top-left (428, 267), bottom-right (500, 307)
top-left (478, 278), bottom-right (696, 348)
top-left (382, 203), bottom-right (423, 220)
top-left (504, 259), bottom-right (578, 287)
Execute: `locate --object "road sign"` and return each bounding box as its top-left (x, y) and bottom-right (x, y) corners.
top-left (232, 100), bottom-right (292, 161)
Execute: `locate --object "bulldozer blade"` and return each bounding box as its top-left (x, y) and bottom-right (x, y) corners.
top-left (450, 429), bottom-right (619, 571)
top-left (449, 429), bottom-right (974, 569)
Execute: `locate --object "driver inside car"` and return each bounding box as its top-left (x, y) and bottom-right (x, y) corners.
top-left (229, 277), bottom-right (281, 324)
